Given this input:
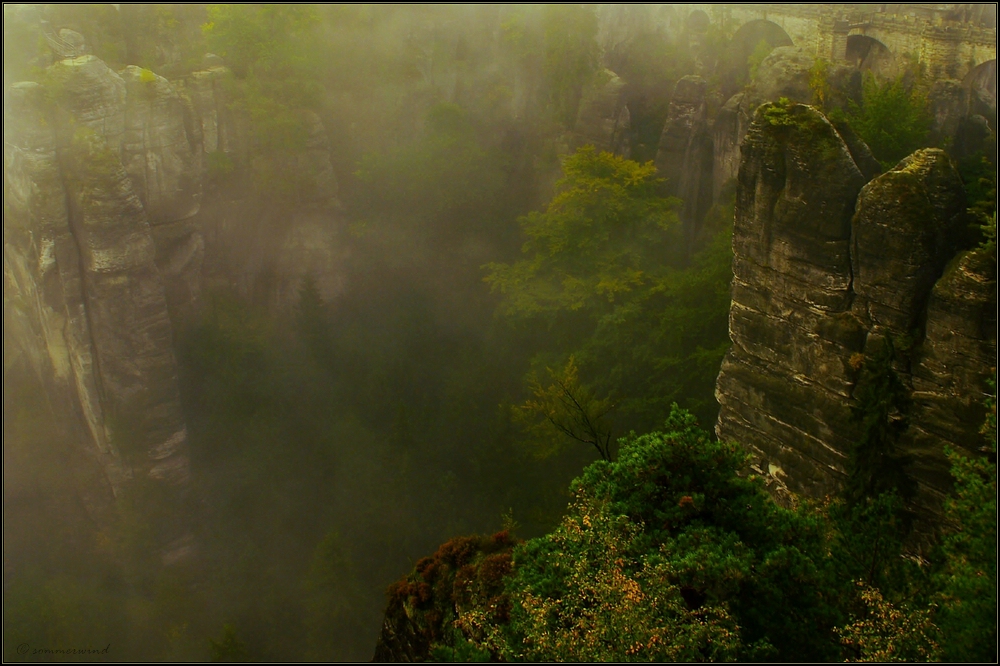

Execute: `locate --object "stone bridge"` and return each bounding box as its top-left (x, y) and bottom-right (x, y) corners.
top-left (675, 3), bottom-right (996, 81)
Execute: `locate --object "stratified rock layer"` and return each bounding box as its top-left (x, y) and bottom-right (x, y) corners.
top-left (906, 248), bottom-right (997, 516)
top-left (852, 149), bottom-right (968, 334)
top-left (716, 102), bottom-right (997, 518)
top-left (716, 102), bottom-right (867, 501)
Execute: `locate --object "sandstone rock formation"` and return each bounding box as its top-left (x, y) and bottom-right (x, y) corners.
top-left (711, 91), bottom-right (745, 201)
top-left (5, 20), bottom-right (349, 560)
top-left (573, 69), bottom-right (631, 157)
top-left (711, 47), bottom-right (864, 199)
top-left (928, 79), bottom-right (970, 147)
top-left (3, 46), bottom-right (207, 561)
top-left (655, 75), bottom-right (713, 248)
top-left (716, 101), bottom-right (997, 520)
top-left (716, 102), bottom-right (867, 501)
top-left (5, 82), bottom-right (127, 516)
top-left (852, 149), bottom-right (969, 334)
top-left (908, 247), bottom-right (997, 514)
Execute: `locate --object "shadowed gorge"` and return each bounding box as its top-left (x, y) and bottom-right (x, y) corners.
top-left (3, 4), bottom-right (997, 663)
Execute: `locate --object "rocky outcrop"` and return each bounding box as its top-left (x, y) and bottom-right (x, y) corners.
top-left (655, 75), bottom-right (713, 247)
top-left (711, 92), bottom-right (745, 200)
top-left (711, 47), bottom-right (865, 200)
top-left (4, 19), bottom-right (350, 557)
top-left (42, 23), bottom-right (88, 59)
top-left (716, 102), bottom-right (997, 519)
top-left (853, 149), bottom-right (992, 520)
top-left (928, 79), bottom-right (969, 147)
top-left (711, 47), bottom-right (820, 202)
top-left (742, 46), bottom-right (817, 112)
top-left (3, 46), bottom-right (209, 559)
top-left (907, 248), bottom-right (997, 514)
top-left (120, 65), bottom-right (206, 326)
top-left (573, 69), bottom-right (631, 157)
top-left (181, 59), bottom-right (232, 158)
top-left (925, 69), bottom-right (997, 162)
top-left (852, 149), bottom-right (968, 334)
top-left (716, 102), bottom-right (867, 501)
top-left (120, 65), bottom-right (202, 224)
top-left (964, 58), bottom-right (997, 123)
top-left (4, 82), bottom-right (127, 512)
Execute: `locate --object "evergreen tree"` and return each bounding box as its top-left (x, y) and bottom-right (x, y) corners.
top-left (846, 337), bottom-right (915, 505)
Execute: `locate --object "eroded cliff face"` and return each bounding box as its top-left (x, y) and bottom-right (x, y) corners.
top-left (3, 51), bottom-right (203, 558)
top-left (715, 101), bottom-right (997, 518)
top-left (711, 47), bottom-right (863, 203)
top-left (4, 32), bottom-right (348, 558)
top-left (655, 75), bottom-right (713, 248)
top-left (573, 69), bottom-right (631, 158)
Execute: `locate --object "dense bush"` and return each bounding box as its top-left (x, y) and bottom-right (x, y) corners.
top-left (434, 407), bottom-right (844, 661)
top-left (846, 73), bottom-right (932, 168)
top-left (415, 384), bottom-right (998, 662)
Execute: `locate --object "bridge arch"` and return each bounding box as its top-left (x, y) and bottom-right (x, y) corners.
top-left (955, 48), bottom-right (998, 81)
top-left (846, 34), bottom-right (898, 80)
top-left (963, 59), bottom-right (997, 125)
top-left (719, 19), bottom-right (794, 97)
top-left (686, 9), bottom-right (709, 33)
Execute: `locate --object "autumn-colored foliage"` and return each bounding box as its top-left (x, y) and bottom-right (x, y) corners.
top-left (384, 531), bottom-right (519, 652)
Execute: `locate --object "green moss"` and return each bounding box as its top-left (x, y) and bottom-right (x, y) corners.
top-left (761, 97), bottom-right (798, 127)
top-left (758, 100), bottom-right (842, 161)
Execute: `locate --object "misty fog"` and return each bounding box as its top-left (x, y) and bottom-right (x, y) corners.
top-left (4, 3), bottom-right (997, 663)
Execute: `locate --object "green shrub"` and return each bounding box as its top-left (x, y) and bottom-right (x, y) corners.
top-left (847, 74), bottom-right (932, 169)
top-left (934, 377), bottom-right (997, 662)
top-left (447, 407), bottom-right (844, 661)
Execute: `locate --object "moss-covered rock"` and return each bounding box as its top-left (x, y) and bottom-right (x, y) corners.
top-left (120, 64), bottom-right (202, 225)
top-left (4, 50), bottom-right (199, 562)
top-left (906, 244), bottom-right (997, 522)
top-left (716, 102), bottom-right (997, 525)
top-left (852, 148), bottom-right (969, 335)
top-left (717, 101), bottom-right (866, 500)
